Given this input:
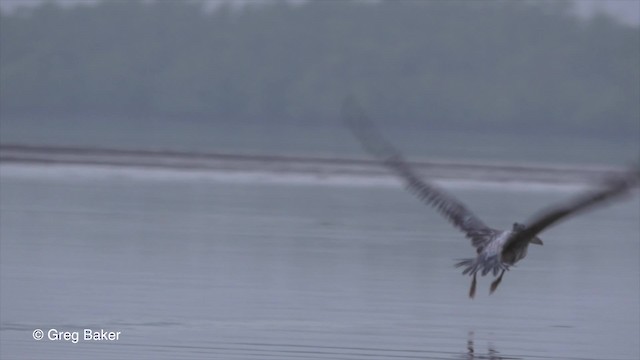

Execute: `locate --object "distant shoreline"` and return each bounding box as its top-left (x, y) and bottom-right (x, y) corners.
top-left (0, 144), bottom-right (626, 185)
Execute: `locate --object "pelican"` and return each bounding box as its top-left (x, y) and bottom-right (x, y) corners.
top-left (342, 98), bottom-right (638, 298)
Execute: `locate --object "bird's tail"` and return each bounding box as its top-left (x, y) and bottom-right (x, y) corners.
top-left (455, 256), bottom-right (507, 277)
top-left (455, 258), bottom-right (479, 276)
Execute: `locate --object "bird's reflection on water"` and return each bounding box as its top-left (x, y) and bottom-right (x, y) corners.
top-left (460, 331), bottom-right (519, 360)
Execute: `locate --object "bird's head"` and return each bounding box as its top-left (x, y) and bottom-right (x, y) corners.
top-left (512, 222), bottom-right (543, 245)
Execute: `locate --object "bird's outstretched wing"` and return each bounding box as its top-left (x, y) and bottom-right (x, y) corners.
top-left (503, 170), bottom-right (639, 255)
top-left (342, 97), bottom-right (497, 250)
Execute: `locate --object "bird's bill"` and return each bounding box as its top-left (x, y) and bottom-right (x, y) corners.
top-left (531, 237), bottom-right (543, 245)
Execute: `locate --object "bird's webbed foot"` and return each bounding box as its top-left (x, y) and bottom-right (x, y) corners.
top-left (469, 273), bottom-right (477, 299)
top-left (489, 270), bottom-right (505, 294)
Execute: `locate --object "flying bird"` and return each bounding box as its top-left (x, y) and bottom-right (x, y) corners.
top-left (342, 97), bottom-right (638, 298)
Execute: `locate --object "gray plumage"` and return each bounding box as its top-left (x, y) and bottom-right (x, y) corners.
top-left (342, 97), bottom-right (638, 298)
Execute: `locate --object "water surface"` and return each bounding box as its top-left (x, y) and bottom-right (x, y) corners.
top-left (1, 166), bottom-right (638, 359)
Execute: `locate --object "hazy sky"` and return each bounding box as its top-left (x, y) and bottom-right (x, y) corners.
top-left (571, 0), bottom-right (640, 25)
top-left (1, 0), bottom-right (639, 26)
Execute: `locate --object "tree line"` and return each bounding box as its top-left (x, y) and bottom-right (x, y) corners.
top-left (1, 0), bottom-right (638, 137)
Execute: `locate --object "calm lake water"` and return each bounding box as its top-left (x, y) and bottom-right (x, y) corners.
top-left (1, 165), bottom-right (638, 360)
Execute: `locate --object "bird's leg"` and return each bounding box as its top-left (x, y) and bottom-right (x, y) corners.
top-left (469, 273), bottom-right (477, 299)
top-left (490, 270), bottom-right (505, 294)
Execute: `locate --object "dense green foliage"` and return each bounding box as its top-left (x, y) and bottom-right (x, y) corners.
top-left (1, 0), bottom-right (638, 137)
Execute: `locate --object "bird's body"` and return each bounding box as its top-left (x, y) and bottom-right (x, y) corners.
top-left (457, 229), bottom-right (518, 277)
top-left (454, 224), bottom-right (540, 298)
top-left (342, 97), bottom-right (638, 298)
